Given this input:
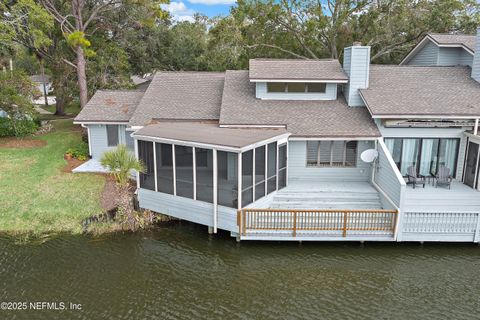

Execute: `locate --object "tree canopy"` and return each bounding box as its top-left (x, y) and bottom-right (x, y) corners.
top-left (1, 0), bottom-right (479, 113)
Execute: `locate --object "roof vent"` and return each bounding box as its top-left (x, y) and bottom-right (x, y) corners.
top-left (353, 42), bottom-right (362, 46)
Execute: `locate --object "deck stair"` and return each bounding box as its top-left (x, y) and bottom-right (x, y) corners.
top-left (270, 187), bottom-right (383, 210)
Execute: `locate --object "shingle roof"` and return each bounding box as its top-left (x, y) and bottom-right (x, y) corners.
top-left (249, 59), bottom-right (349, 81)
top-left (219, 71), bottom-right (380, 138)
top-left (129, 72), bottom-right (225, 126)
top-left (360, 65), bottom-right (480, 117)
top-left (133, 121), bottom-right (289, 149)
top-left (428, 33), bottom-right (476, 52)
top-left (74, 90), bottom-right (144, 122)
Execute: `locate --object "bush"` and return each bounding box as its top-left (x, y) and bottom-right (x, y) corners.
top-left (0, 117), bottom-right (39, 137)
top-left (65, 142), bottom-right (89, 160)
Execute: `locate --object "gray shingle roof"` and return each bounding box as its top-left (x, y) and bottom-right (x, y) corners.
top-left (74, 90), bottom-right (144, 122)
top-left (219, 71), bottom-right (380, 138)
top-left (360, 65), bottom-right (480, 117)
top-left (429, 33), bottom-right (476, 52)
top-left (129, 72), bottom-right (225, 126)
top-left (133, 121), bottom-right (289, 149)
top-left (249, 59), bottom-right (348, 81)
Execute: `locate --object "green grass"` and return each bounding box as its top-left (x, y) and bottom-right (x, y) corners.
top-left (0, 120), bottom-right (105, 236)
top-left (39, 101), bottom-right (81, 116)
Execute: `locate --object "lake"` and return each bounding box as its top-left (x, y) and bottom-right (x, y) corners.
top-left (1, 222), bottom-right (480, 320)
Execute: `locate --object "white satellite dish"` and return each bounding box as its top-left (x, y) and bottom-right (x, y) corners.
top-left (360, 149), bottom-right (379, 163)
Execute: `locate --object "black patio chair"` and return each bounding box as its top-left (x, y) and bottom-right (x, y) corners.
top-left (406, 166), bottom-right (426, 189)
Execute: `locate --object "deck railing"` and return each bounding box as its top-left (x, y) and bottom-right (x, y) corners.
top-left (237, 209), bottom-right (398, 237)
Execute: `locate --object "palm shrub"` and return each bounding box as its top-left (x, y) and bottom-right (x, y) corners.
top-left (100, 144), bottom-right (148, 231)
top-left (100, 144), bottom-right (144, 187)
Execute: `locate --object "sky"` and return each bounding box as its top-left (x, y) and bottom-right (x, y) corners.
top-left (162, 1), bottom-right (236, 22)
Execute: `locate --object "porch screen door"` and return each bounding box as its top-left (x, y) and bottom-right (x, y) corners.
top-left (464, 142), bottom-right (479, 189)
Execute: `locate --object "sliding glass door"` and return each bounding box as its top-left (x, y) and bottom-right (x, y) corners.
top-left (385, 138), bottom-right (459, 177)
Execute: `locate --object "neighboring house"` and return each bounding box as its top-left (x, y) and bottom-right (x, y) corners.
top-left (74, 28), bottom-right (480, 243)
top-left (30, 74), bottom-right (53, 97)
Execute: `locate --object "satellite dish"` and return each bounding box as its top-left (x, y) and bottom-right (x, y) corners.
top-left (361, 149), bottom-right (379, 163)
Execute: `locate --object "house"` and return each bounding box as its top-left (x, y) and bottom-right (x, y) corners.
top-left (74, 28), bottom-right (480, 243)
top-left (30, 74), bottom-right (53, 97)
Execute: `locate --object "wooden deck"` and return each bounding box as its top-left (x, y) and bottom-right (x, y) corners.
top-left (404, 181), bottom-right (480, 212)
top-left (247, 181), bottom-right (384, 210)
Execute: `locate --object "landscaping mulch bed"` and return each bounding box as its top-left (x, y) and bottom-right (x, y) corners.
top-left (62, 157), bottom-right (85, 173)
top-left (0, 138), bottom-right (47, 149)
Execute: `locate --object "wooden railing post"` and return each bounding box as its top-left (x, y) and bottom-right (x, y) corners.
top-left (293, 212), bottom-right (297, 237)
top-left (342, 212), bottom-right (348, 237)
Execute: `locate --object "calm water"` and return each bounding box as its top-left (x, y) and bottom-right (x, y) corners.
top-left (1, 222), bottom-right (480, 320)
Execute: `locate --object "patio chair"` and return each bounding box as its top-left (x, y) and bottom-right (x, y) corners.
top-left (435, 166), bottom-right (452, 189)
top-left (406, 166), bottom-right (426, 189)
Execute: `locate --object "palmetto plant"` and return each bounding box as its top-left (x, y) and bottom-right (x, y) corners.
top-left (100, 144), bottom-right (144, 187)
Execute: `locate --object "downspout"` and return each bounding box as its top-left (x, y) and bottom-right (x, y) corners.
top-left (80, 124), bottom-right (92, 156)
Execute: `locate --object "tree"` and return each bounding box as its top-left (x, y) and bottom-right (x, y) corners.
top-left (0, 71), bottom-right (37, 136)
top-left (38, 0), bottom-right (169, 108)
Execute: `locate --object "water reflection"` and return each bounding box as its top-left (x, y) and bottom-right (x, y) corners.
top-left (1, 223), bottom-right (479, 320)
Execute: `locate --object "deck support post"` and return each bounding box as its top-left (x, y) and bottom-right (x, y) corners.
top-left (208, 226), bottom-right (214, 234)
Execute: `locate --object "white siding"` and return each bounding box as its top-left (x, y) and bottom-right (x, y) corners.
top-left (406, 41), bottom-right (473, 67)
top-left (88, 124), bottom-right (127, 159)
top-left (343, 46), bottom-right (370, 107)
top-left (374, 140), bottom-right (404, 207)
top-left (138, 189), bottom-right (238, 232)
top-left (407, 41), bottom-right (439, 65)
top-left (288, 140), bottom-right (374, 182)
top-left (472, 28), bottom-right (480, 82)
top-left (255, 82), bottom-right (338, 100)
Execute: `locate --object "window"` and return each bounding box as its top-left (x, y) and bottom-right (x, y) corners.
top-left (267, 142), bottom-right (277, 194)
top-left (106, 125), bottom-right (119, 147)
top-left (307, 83), bottom-right (326, 93)
top-left (196, 148), bottom-right (213, 203)
top-left (254, 146), bottom-right (266, 201)
top-left (385, 138), bottom-right (459, 177)
top-left (306, 141), bottom-right (357, 167)
top-left (217, 151), bottom-right (238, 208)
top-left (278, 144), bottom-right (287, 189)
top-left (267, 83), bottom-right (285, 93)
top-left (241, 150), bottom-right (254, 207)
top-left (266, 82), bottom-right (327, 94)
top-left (156, 143), bottom-right (174, 195)
top-left (138, 140), bottom-right (155, 190)
top-left (175, 145), bottom-right (194, 199)
top-left (286, 83), bottom-right (305, 92)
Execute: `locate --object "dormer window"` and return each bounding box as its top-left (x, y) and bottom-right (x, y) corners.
top-left (266, 82), bottom-right (327, 94)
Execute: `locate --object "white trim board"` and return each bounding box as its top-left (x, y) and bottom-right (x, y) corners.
top-left (249, 79), bottom-right (348, 83)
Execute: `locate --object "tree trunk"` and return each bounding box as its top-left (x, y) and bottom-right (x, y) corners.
top-left (54, 93), bottom-right (66, 116)
top-left (75, 46), bottom-right (88, 109)
top-left (39, 60), bottom-right (49, 106)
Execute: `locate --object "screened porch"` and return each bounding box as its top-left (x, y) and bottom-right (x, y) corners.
top-left (132, 122), bottom-right (291, 232)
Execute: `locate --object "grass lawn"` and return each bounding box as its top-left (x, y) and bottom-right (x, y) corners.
top-left (0, 119), bottom-right (105, 236)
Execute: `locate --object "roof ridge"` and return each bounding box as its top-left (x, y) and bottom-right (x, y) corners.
top-left (250, 58), bottom-right (339, 62)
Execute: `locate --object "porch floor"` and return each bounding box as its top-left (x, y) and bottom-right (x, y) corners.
top-left (72, 159), bottom-right (109, 173)
top-left (404, 181), bottom-right (480, 212)
top-left (247, 181), bottom-right (384, 210)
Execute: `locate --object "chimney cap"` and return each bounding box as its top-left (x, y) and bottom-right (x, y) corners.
top-left (353, 41), bottom-right (362, 46)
